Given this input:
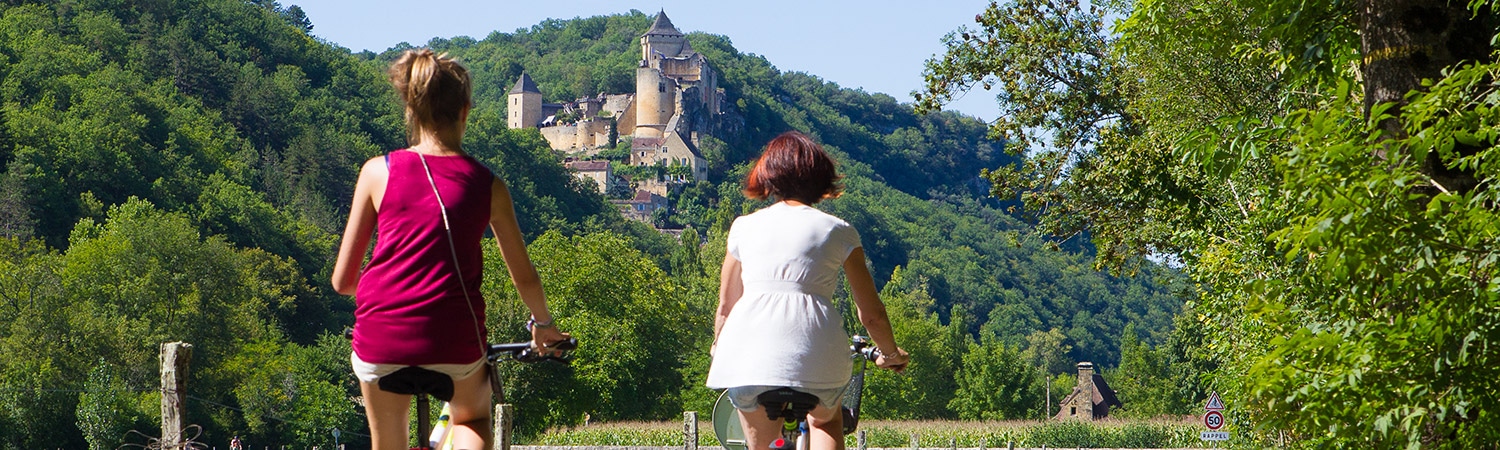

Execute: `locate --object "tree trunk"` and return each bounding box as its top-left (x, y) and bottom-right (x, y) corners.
top-left (1361, 0), bottom-right (1492, 192)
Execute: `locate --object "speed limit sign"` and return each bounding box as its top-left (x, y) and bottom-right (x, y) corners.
top-left (1204, 410), bottom-right (1224, 430)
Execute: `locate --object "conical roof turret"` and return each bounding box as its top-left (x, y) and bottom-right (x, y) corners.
top-left (510, 72), bottom-right (540, 94)
top-left (643, 10), bottom-right (683, 37)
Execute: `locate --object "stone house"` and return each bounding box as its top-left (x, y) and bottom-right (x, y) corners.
top-left (1053, 362), bottom-right (1123, 420)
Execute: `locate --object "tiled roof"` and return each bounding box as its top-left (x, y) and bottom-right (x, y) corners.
top-left (510, 72), bottom-right (540, 94)
top-left (1090, 373), bottom-right (1122, 408)
top-left (643, 10), bottom-right (683, 37)
top-left (566, 160), bottom-right (610, 172)
top-left (631, 137), bottom-right (665, 149)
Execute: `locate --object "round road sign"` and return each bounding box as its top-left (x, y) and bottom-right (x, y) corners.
top-left (1204, 410), bottom-right (1224, 430)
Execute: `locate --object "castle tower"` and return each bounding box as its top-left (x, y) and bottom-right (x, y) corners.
top-left (635, 67), bottom-right (675, 139)
top-left (634, 10), bottom-right (686, 138)
top-left (640, 10), bottom-right (687, 68)
top-left (508, 72), bottom-right (542, 129)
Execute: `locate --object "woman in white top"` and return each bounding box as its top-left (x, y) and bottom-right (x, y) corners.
top-left (707, 131), bottom-right (910, 450)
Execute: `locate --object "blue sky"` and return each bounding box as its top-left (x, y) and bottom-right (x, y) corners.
top-left (293, 0), bottom-right (1002, 122)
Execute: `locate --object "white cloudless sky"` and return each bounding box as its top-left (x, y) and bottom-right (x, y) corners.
top-left (292, 0), bottom-right (1002, 122)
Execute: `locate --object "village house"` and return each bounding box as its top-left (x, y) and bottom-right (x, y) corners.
top-left (1054, 362), bottom-right (1123, 420)
top-left (563, 159), bottom-right (616, 194)
top-left (612, 190), bottom-right (669, 223)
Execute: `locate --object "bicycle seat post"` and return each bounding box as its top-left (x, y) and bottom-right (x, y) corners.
top-left (415, 393), bottom-right (431, 450)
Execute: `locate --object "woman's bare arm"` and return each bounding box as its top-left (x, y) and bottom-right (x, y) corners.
top-left (713, 253), bottom-right (744, 353)
top-left (331, 157), bottom-right (387, 295)
top-left (844, 247), bottom-right (909, 371)
top-left (490, 176), bottom-right (565, 346)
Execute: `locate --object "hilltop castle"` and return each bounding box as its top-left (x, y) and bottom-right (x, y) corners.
top-left (508, 10), bottom-right (719, 183)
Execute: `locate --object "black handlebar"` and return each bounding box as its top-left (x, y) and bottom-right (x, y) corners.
top-left (489, 337), bottom-right (578, 364)
top-left (850, 336), bottom-right (879, 361)
top-left (342, 327), bottom-right (578, 365)
top-left (850, 335), bottom-right (903, 370)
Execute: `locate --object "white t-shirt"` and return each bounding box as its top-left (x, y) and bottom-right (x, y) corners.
top-left (706, 202), bottom-right (863, 389)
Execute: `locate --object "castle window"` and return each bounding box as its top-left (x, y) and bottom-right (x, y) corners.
top-left (1070, 407), bottom-right (1076, 416)
top-left (512, 98), bottom-right (517, 105)
top-left (659, 82), bottom-right (666, 92)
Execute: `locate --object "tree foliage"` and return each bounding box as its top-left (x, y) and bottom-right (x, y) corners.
top-left (923, 0), bottom-right (1500, 445)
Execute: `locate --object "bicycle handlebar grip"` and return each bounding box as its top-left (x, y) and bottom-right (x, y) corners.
top-left (488, 342), bottom-right (532, 355)
top-left (547, 337), bottom-right (579, 351)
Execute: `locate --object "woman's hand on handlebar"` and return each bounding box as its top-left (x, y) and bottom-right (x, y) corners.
top-left (530, 325), bottom-right (569, 355)
top-left (875, 347), bottom-right (910, 373)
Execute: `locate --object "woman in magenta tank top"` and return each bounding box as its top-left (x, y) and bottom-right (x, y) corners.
top-left (332, 49), bottom-right (569, 450)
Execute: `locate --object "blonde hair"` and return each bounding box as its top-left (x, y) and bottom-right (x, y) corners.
top-left (388, 49), bottom-right (472, 145)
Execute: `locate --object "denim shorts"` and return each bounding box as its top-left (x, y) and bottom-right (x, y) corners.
top-left (726, 384), bottom-right (848, 412)
top-left (350, 351), bottom-right (484, 383)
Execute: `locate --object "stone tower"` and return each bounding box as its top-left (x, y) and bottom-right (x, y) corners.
top-left (640, 10), bottom-right (688, 60)
top-left (508, 72), bottom-right (542, 129)
top-left (634, 10), bottom-right (685, 138)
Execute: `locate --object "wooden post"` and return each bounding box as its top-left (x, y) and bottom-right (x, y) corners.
top-left (683, 411), bottom-right (698, 450)
top-left (160, 342), bottom-right (192, 450)
top-left (493, 404), bottom-right (513, 450)
top-left (857, 430), bottom-right (867, 450)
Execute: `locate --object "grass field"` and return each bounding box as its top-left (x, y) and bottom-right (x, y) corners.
top-left (527, 418), bottom-right (1207, 448)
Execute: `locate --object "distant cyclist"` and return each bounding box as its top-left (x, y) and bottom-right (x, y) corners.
top-left (707, 131), bottom-right (910, 450)
top-left (331, 49), bottom-right (568, 450)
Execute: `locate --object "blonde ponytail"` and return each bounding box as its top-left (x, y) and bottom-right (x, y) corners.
top-left (389, 49), bottom-right (472, 145)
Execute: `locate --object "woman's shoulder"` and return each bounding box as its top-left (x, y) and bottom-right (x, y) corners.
top-left (736, 203), bottom-right (854, 230)
top-left (800, 205), bottom-right (854, 229)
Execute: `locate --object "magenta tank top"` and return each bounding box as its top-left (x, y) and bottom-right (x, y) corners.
top-left (353, 150), bottom-right (493, 365)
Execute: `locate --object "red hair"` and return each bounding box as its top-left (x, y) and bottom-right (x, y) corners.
top-left (744, 131), bottom-right (842, 204)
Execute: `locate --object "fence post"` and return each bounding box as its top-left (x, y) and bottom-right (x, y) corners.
top-left (494, 404), bottom-right (513, 450)
top-left (684, 411), bottom-right (698, 450)
top-left (160, 342), bottom-right (192, 450)
top-left (857, 430), bottom-right (867, 450)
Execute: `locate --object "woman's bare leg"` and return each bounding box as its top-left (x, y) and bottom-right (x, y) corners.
top-left (738, 406), bottom-right (784, 450)
top-left (359, 380), bottom-right (412, 450)
top-left (806, 404), bottom-right (845, 450)
top-left (445, 366), bottom-right (494, 449)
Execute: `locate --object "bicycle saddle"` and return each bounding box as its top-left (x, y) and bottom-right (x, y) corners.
top-left (756, 388), bottom-right (820, 422)
top-left (377, 366), bottom-right (455, 402)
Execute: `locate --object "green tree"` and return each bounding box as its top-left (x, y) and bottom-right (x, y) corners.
top-left (948, 336), bottom-right (1039, 420)
top-left (77, 361), bottom-right (151, 450)
top-left (922, 0), bottom-right (1500, 444)
top-left (1106, 323), bottom-right (1177, 418)
top-left (484, 231), bottom-right (704, 434)
top-left (858, 268), bottom-right (961, 419)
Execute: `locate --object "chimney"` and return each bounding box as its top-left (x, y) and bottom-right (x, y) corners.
top-left (1077, 362), bottom-right (1096, 419)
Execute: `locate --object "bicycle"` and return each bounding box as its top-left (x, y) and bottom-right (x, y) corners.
top-left (360, 333), bottom-right (578, 450)
top-left (710, 336), bottom-right (891, 450)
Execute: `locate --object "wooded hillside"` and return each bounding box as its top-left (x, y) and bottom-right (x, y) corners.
top-left (0, 2), bottom-right (1187, 448)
